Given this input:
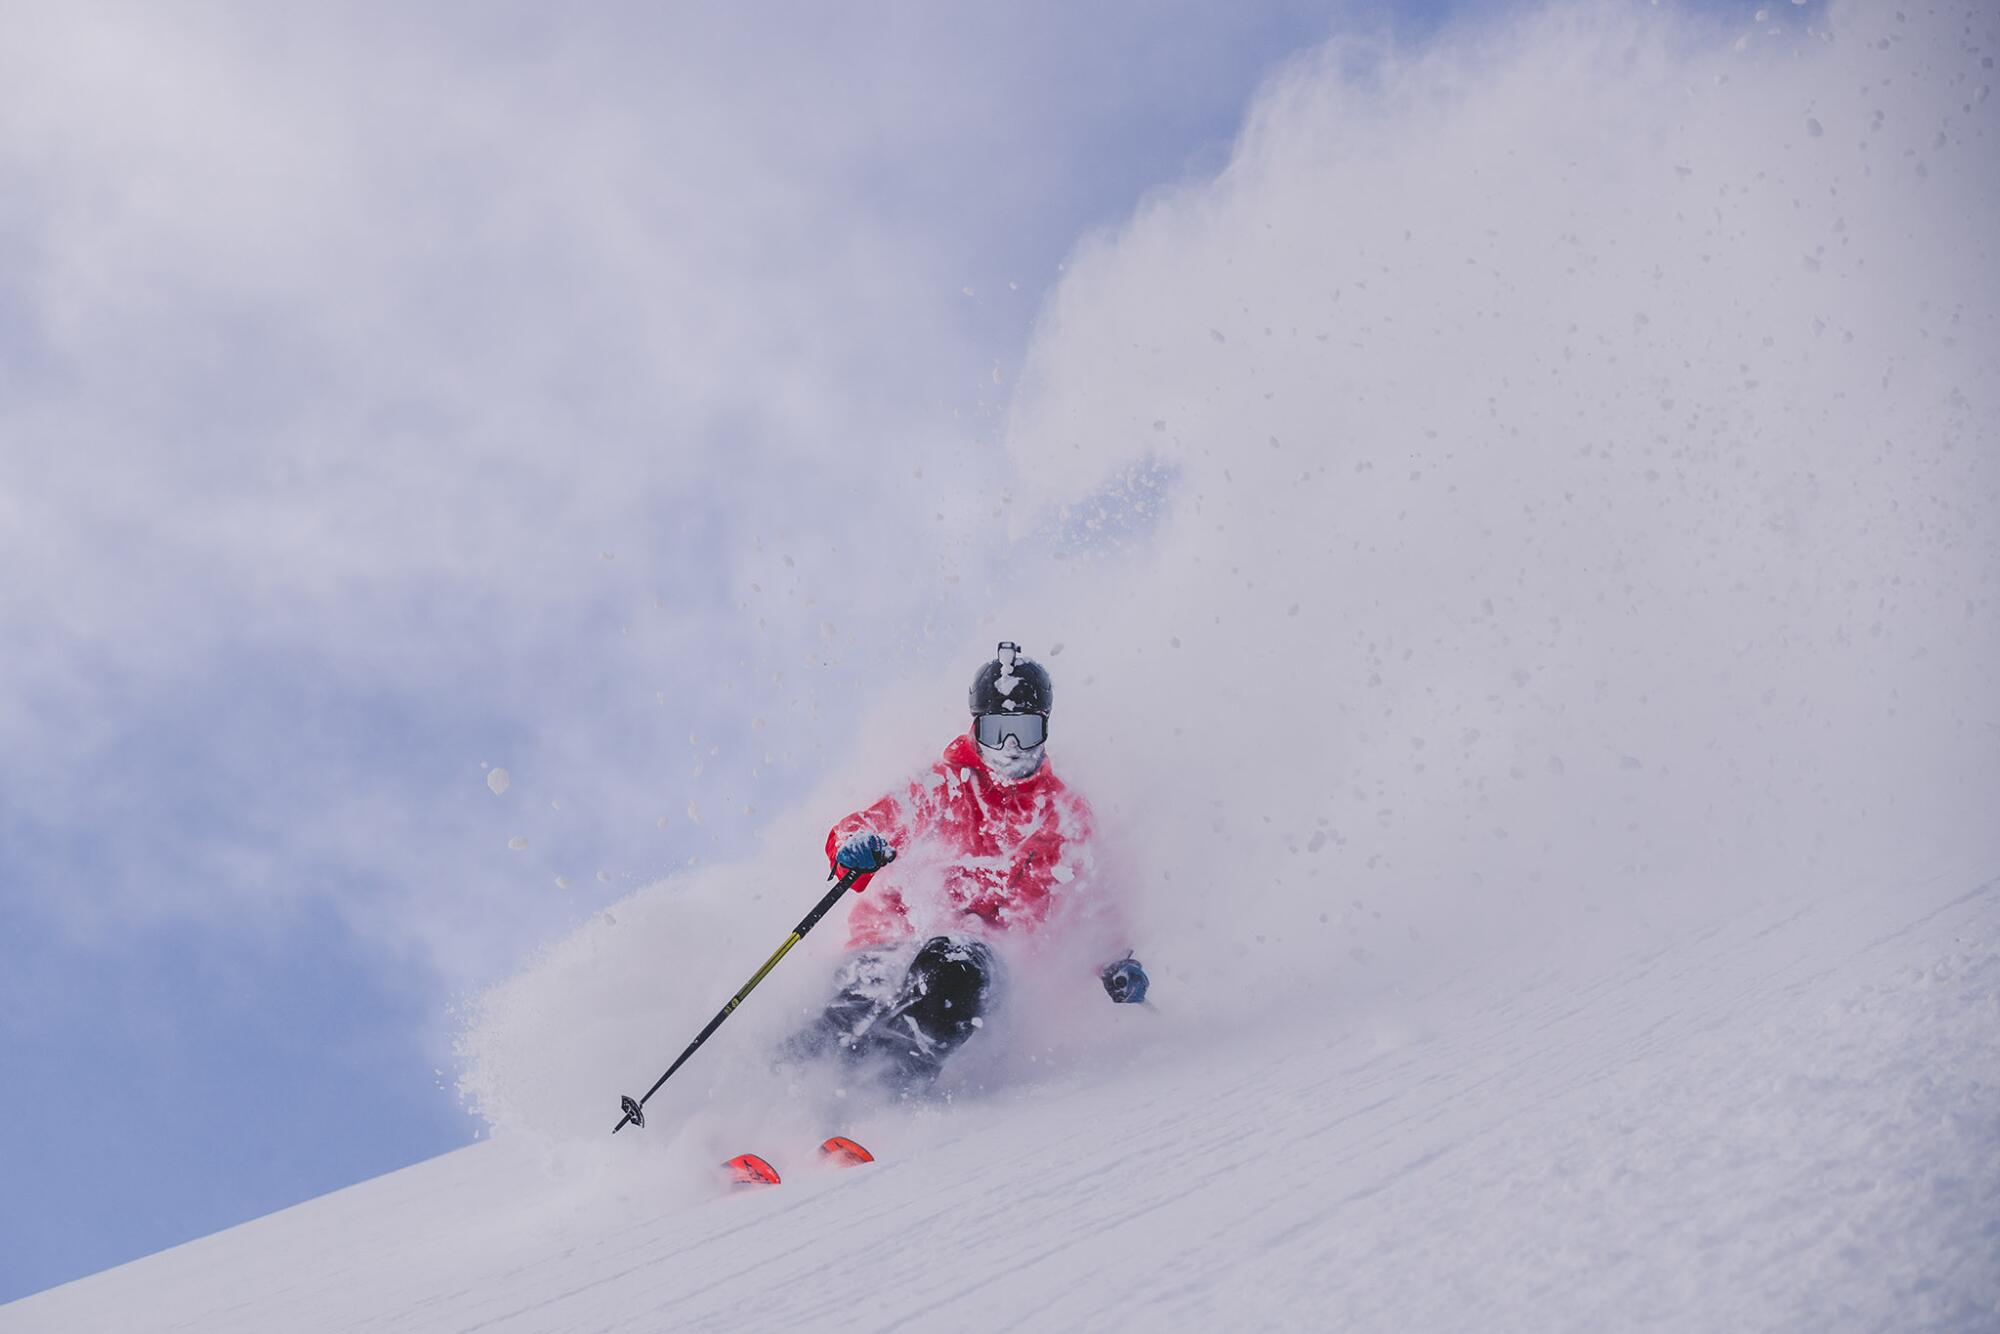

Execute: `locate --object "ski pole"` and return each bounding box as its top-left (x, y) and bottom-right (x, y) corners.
top-left (614, 865), bottom-right (865, 1134)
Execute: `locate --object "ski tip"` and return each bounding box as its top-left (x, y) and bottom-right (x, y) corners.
top-left (722, 1153), bottom-right (781, 1187)
top-left (818, 1136), bottom-right (875, 1167)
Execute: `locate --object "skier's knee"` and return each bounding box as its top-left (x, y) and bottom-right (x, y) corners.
top-left (908, 935), bottom-right (1000, 1017)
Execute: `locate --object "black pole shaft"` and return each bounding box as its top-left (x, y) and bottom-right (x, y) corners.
top-left (789, 869), bottom-right (861, 940)
top-left (613, 867), bottom-right (861, 1133)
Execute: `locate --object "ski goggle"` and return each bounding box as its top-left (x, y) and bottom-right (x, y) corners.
top-left (975, 712), bottom-right (1047, 749)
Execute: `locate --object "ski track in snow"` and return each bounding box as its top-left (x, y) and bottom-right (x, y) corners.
top-left (7, 871), bottom-right (1996, 1333)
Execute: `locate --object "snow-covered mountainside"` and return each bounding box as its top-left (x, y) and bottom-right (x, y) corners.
top-left (8, 869), bottom-right (1994, 1332)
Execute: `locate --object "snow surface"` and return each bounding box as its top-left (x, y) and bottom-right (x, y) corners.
top-left (7, 870), bottom-right (1995, 1332)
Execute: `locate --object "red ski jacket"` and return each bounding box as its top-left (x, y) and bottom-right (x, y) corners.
top-left (825, 733), bottom-right (1101, 951)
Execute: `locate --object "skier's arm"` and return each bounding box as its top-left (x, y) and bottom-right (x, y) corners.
top-left (1046, 790), bottom-right (1149, 1002)
top-left (824, 794), bottom-right (905, 892)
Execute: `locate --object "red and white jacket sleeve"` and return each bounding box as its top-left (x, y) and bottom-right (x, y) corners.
top-left (823, 791), bottom-right (910, 894)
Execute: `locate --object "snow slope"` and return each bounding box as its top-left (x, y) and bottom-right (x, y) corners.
top-left (7, 868), bottom-right (1995, 1332)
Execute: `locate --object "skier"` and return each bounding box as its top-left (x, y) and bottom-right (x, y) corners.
top-left (785, 641), bottom-right (1149, 1090)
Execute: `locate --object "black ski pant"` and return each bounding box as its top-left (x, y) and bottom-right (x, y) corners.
top-left (787, 935), bottom-right (1001, 1088)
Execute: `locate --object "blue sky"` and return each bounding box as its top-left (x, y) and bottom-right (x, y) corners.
top-left (0, 0), bottom-right (1845, 1302)
top-left (0, 0), bottom-right (1451, 1300)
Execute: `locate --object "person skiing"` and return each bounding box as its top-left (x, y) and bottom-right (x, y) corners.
top-left (785, 641), bottom-right (1149, 1090)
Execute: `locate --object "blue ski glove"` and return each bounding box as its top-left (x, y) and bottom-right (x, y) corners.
top-left (1101, 953), bottom-right (1149, 1005)
top-left (834, 831), bottom-right (897, 874)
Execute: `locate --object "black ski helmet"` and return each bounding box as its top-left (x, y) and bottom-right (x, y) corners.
top-left (969, 641), bottom-right (1051, 716)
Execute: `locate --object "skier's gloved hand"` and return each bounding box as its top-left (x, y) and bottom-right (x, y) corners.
top-left (1100, 953), bottom-right (1149, 1005)
top-left (834, 831), bottom-right (897, 874)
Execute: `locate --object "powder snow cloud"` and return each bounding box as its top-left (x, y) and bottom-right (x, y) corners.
top-left (460, 0), bottom-right (2000, 1135)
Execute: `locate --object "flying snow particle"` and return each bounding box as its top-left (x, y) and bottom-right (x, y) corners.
top-left (486, 768), bottom-right (511, 795)
top-left (507, 836), bottom-right (528, 851)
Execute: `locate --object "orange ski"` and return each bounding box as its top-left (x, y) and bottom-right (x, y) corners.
top-left (818, 1136), bottom-right (875, 1167)
top-left (722, 1153), bottom-right (781, 1186)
